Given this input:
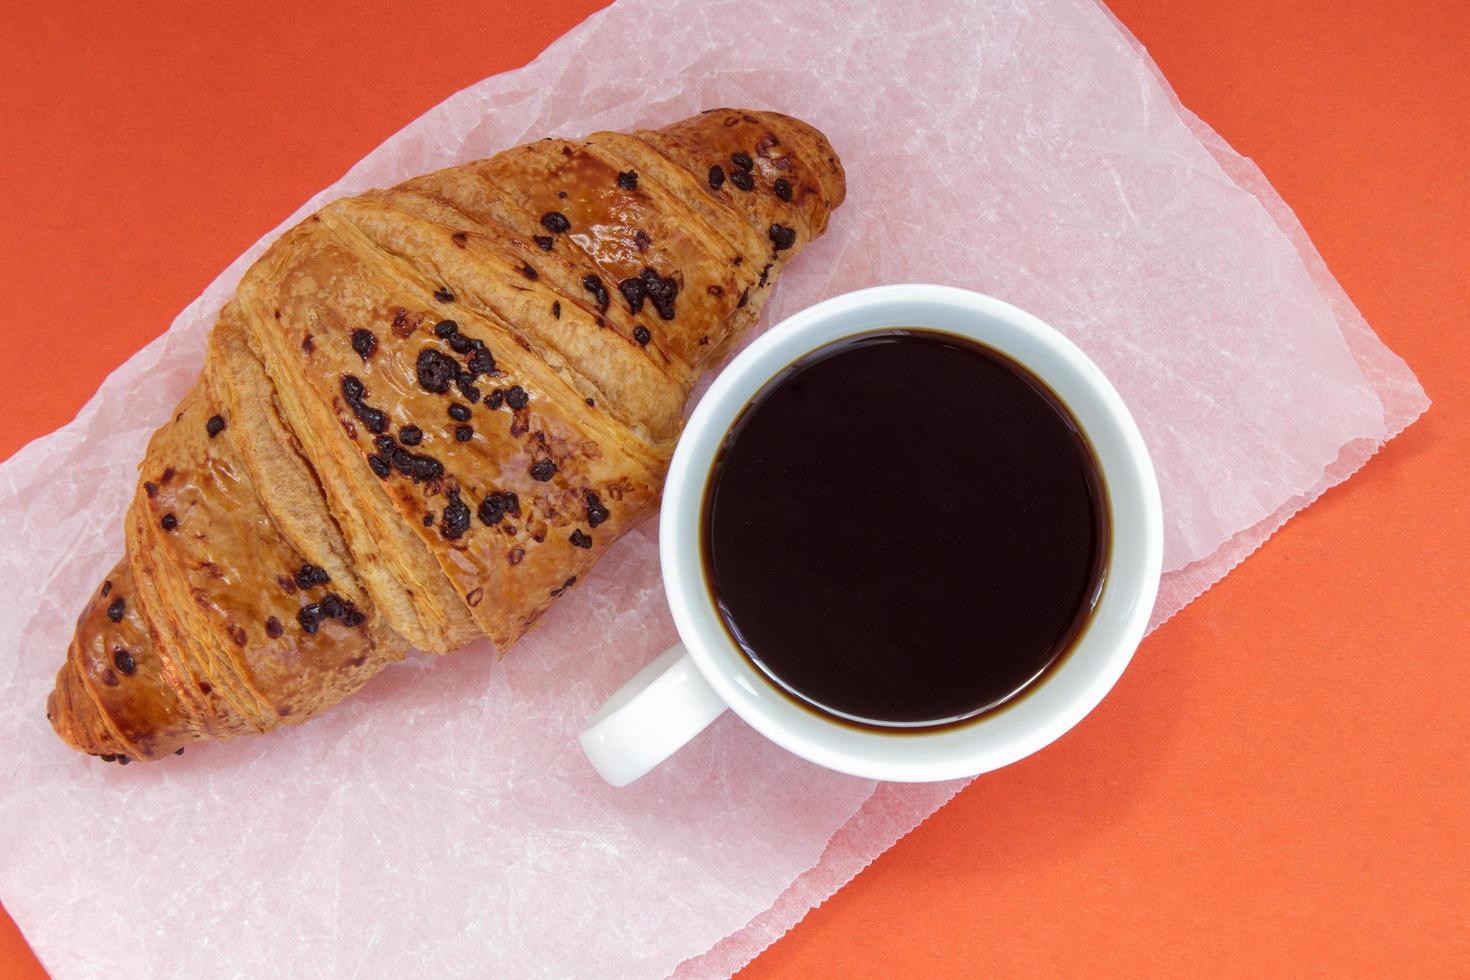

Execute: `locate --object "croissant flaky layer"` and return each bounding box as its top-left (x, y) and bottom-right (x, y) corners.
top-left (48, 109), bottom-right (845, 763)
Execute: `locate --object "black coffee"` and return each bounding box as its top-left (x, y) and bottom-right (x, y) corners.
top-left (702, 330), bottom-right (1107, 728)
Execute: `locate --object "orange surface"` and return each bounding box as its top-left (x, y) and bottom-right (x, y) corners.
top-left (1, 0), bottom-right (1466, 976)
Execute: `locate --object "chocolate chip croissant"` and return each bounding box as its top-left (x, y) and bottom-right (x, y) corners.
top-left (47, 109), bottom-right (845, 763)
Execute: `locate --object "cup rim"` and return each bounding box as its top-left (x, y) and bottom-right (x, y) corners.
top-left (660, 284), bottom-right (1163, 782)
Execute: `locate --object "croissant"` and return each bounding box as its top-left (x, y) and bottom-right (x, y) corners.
top-left (47, 109), bottom-right (845, 763)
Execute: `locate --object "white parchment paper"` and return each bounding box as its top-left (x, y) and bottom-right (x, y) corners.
top-left (0, 0), bottom-right (1427, 977)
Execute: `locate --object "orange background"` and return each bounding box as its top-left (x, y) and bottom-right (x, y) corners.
top-left (2, 0), bottom-right (1466, 976)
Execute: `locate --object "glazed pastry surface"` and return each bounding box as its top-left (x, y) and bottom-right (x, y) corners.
top-left (47, 108), bottom-right (845, 762)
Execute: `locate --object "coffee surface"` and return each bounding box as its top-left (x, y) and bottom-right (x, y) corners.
top-left (703, 331), bottom-right (1106, 726)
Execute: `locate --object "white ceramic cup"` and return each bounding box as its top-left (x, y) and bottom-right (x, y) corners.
top-left (579, 284), bottom-right (1162, 787)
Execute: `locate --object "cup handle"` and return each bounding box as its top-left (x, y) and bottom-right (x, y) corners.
top-left (578, 643), bottom-right (728, 786)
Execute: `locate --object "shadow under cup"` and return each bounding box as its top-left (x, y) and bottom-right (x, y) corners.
top-left (698, 328), bottom-right (1111, 733)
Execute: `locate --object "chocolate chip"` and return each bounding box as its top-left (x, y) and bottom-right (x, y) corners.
top-left (352, 330), bottom-right (379, 361)
top-left (582, 274), bottom-right (609, 312)
top-left (434, 319), bottom-right (459, 338)
top-left (199, 682), bottom-right (212, 695)
top-left (530, 459), bottom-right (557, 482)
top-left (769, 224), bottom-right (797, 251)
top-left (434, 287), bottom-right (455, 302)
top-left (302, 335), bottom-right (315, 353)
top-left (550, 575), bottom-right (577, 598)
top-left (416, 348), bottom-right (459, 393)
top-left (451, 231), bottom-right (468, 247)
top-left (540, 211), bottom-right (570, 234)
top-left (440, 491), bottom-right (471, 540)
top-left (265, 616), bottom-right (284, 638)
top-left (585, 397), bottom-right (595, 407)
top-left (618, 276), bottom-right (646, 314)
top-left (298, 604), bottom-right (322, 634)
top-left (100, 580), bottom-right (112, 597)
top-left (551, 301), bottom-right (561, 319)
top-left (569, 529), bottom-right (593, 549)
top-left (730, 168), bottom-right (754, 191)
top-left (447, 332), bottom-right (476, 354)
top-left (521, 264), bottom-right (539, 280)
top-left (534, 235), bottom-right (554, 251)
top-left (161, 513), bottom-right (178, 531)
top-left (311, 593), bottom-right (364, 628)
top-left (448, 403), bottom-right (471, 422)
top-left (399, 424), bottom-right (423, 446)
top-left (466, 342), bottom-right (496, 377)
top-left (616, 170), bottom-right (638, 190)
top-left (456, 374), bottom-right (481, 403)
top-left (106, 598), bottom-right (125, 622)
top-left (773, 178), bottom-right (792, 201)
top-left (367, 454), bottom-right (391, 478)
top-left (116, 755), bottom-right (131, 765)
top-left (174, 747), bottom-right (185, 756)
top-left (487, 388), bottom-right (505, 410)
top-left (206, 414), bottom-right (226, 438)
top-left (585, 492), bottom-right (610, 528)
top-left (228, 624), bottom-right (248, 647)
top-left (731, 151), bottom-right (754, 170)
top-left (634, 229), bottom-right (651, 252)
top-left (508, 547), bottom-right (525, 565)
top-left (737, 287), bottom-right (750, 309)
top-left (633, 326), bottom-right (651, 346)
top-left (505, 385), bottom-right (529, 410)
top-left (341, 375), bottom-right (390, 434)
top-left (759, 262), bottom-right (772, 287)
top-left (454, 425), bottom-right (474, 441)
top-left (144, 482), bottom-right (157, 498)
top-left (371, 435), bottom-right (444, 482)
top-left (638, 266), bottom-right (679, 320)
top-left (478, 490), bottom-right (520, 526)
top-left (708, 164), bottom-right (725, 190)
top-left (294, 563), bottom-right (330, 589)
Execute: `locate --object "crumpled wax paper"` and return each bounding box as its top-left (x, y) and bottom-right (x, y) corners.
top-left (0, 0), bottom-right (1428, 976)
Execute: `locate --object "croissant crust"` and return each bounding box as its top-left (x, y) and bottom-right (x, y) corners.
top-left (47, 108), bottom-right (845, 762)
